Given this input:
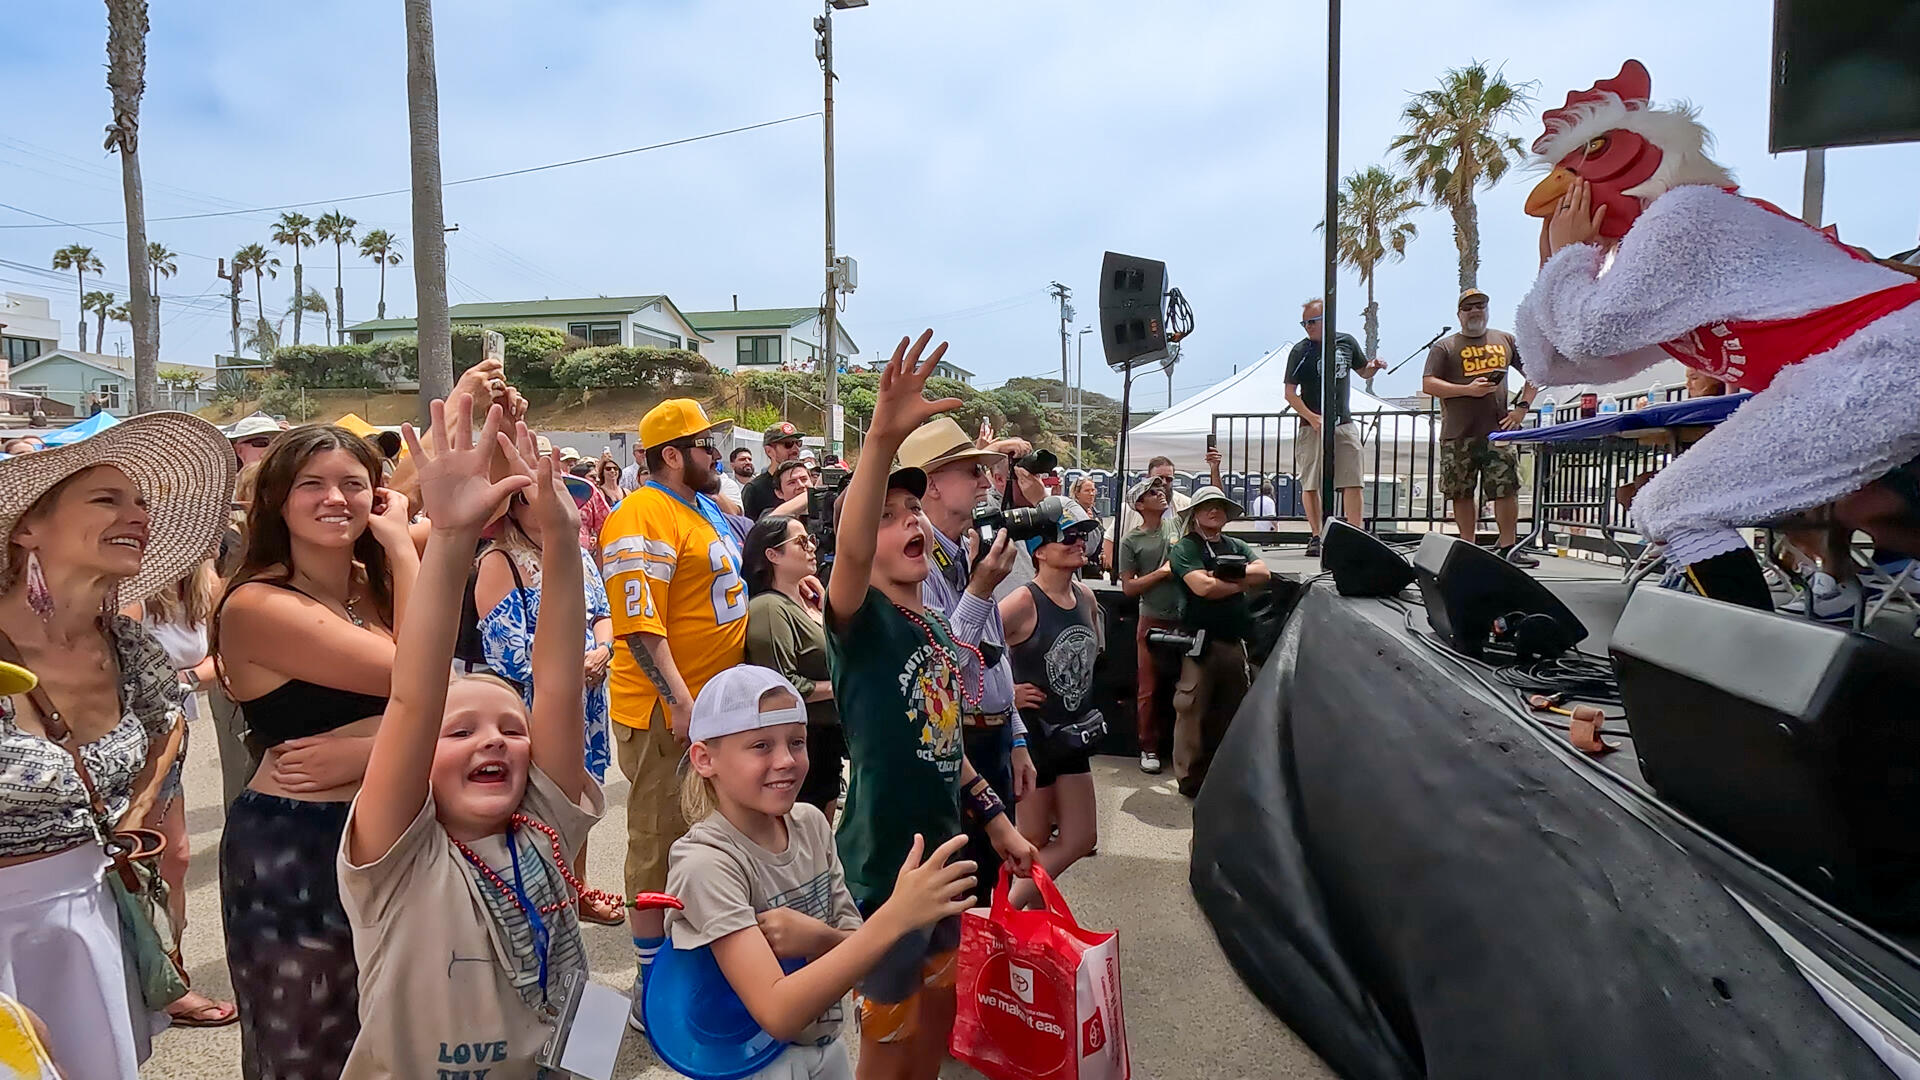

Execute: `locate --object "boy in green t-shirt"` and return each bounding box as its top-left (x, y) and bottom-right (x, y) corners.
top-left (825, 329), bottom-right (1040, 1075)
top-left (1167, 486), bottom-right (1271, 798)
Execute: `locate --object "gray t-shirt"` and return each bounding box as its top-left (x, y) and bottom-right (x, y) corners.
top-left (1118, 527), bottom-right (1186, 620)
top-left (666, 803), bottom-right (863, 1046)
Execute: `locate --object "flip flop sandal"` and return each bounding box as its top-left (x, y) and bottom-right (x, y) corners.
top-left (167, 996), bottom-right (239, 1028)
top-left (578, 896), bottom-right (627, 926)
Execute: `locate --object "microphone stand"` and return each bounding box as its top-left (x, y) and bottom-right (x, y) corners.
top-left (1385, 327), bottom-right (1453, 377)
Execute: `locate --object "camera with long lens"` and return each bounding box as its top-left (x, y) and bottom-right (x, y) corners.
top-left (806, 467), bottom-right (850, 573)
top-left (1146, 626), bottom-right (1208, 657)
top-left (973, 501), bottom-right (1062, 545)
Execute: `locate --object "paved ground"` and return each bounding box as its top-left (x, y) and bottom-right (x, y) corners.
top-left (142, 716), bottom-right (1333, 1079)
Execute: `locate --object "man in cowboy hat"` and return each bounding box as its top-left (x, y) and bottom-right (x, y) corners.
top-left (741, 420), bottom-right (809, 520)
top-left (596, 398), bottom-right (749, 1027)
top-left (897, 414), bottom-right (1039, 902)
top-left (1167, 485), bottom-right (1270, 797)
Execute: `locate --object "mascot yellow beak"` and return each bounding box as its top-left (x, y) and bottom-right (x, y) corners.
top-left (0, 661), bottom-right (36, 697)
top-left (1525, 168), bottom-right (1577, 218)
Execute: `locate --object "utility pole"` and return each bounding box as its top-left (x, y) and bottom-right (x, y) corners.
top-left (1075, 326), bottom-right (1092, 466)
top-left (1049, 281), bottom-right (1072, 397)
top-left (218, 257), bottom-right (241, 366)
top-left (1320, 0), bottom-right (1343, 520)
top-left (817, 1), bottom-right (863, 460)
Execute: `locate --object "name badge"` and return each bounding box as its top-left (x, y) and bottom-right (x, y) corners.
top-left (535, 968), bottom-right (627, 1080)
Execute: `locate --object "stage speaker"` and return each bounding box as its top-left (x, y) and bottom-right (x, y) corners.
top-left (1321, 519), bottom-right (1414, 597)
top-left (1412, 533), bottom-right (1586, 657)
top-left (1770, 0), bottom-right (1920, 151)
top-left (1612, 586), bottom-right (1920, 923)
top-left (1099, 251), bottom-right (1168, 371)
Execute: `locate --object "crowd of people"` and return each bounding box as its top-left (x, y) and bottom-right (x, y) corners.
top-left (0, 334), bottom-right (1285, 1080)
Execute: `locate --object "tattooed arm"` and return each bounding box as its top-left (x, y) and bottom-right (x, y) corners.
top-left (625, 632), bottom-right (693, 740)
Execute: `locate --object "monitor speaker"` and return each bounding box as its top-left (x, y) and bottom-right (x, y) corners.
top-left (1412, 533), bottom-right (1586, 657)
top-left (1321, 520), bottom-right (1414, 597)
top-left (1770, 0), bottom-right (1920, 151)
top-left (1099, 252), bottom-right (1168, 371)
top-left (1611, 586), bottom-right (1920, 924)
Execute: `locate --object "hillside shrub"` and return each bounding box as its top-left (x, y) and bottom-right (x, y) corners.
top-left (550, 346), bottom-right (710, 391)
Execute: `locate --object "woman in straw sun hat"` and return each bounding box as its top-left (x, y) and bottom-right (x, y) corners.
top-left (0, 411), bottom-right (236, 1078)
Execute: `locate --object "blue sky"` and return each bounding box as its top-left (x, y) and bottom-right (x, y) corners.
top-left (4, 0), bottom-right (1918, 408)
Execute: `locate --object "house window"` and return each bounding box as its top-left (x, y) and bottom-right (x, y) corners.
top-left (567, 321), bottom-right (622, 347)
top-left (633, 326), bottom-right (681, 350)
top-left (14, 384), bottom-right (46, 395)
top-left (3, 337), bottom-right (42, 366)
top-left (737, 335), bottom-right (781, 367)
top-left (98, 382), bottom-right (121, 410)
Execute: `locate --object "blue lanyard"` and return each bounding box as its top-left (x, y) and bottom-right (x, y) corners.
top-left (646, 481), bottom-right (741, 563)
top-left (506, 823), bottom-right (551, 1003)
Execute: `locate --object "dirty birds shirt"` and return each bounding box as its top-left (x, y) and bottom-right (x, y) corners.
top-left (337, 768), bottom-right (604, 1080)
top-left (667, 803), bottom-right (864, 1046)
top-left (1424, 329), bottom-right (1523, 441)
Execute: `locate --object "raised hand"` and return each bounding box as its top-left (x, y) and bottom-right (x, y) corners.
top-left (1546, 179), bottom-right (1609, 257)
top-left (868, 330), bottom-right (962, 447)
top-left (511, 423), bottom-right (581, 544)
top-left (400, 394), bottom-right (532, 535)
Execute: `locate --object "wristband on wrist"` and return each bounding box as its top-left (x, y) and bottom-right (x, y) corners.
top-left (1011, 735), bottom-right (1027, 749)
top-left (962, 774), bottom-right (1005, 823)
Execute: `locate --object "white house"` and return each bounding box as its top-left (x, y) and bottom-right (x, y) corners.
top-left (345, 295), bottom-right (710, 351)
top-left (683, 306), bottom-right (859, 374)
top-left (7, 349), bottom-right (217, 415)
top-left (1, 292), bottom-right (65, 388)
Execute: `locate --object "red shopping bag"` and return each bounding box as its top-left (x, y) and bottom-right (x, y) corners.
top-left (950, 866), bottom-right (1130, 1080)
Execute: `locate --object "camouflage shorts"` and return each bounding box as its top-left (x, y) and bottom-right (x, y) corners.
top-left (1439, 437), bottom-right (1520, 500)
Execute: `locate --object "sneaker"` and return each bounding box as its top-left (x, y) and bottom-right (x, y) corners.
top-left (1304, 536), bottom-right (1322, 558)
top-left (628, 971), bottom-right (646, 1033)
top-left (1139, 751), bottom-right (1162, 775)
top-left (1781, 571), bottom-right (1861, 621)
top-left (1496, 544), bottom-right (1540, 569)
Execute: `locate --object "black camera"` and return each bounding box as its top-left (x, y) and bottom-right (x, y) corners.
top-left (806, 467), bottom-right (850, 566)
top-left (1015, 448), bottom-right (1059, 476)
top-left (1146, 626), bottom-right (1208, 657)
top-left (1213, 553), bottom-right (1250, 581)
top-left (974, 503), bottom-right (1058, 544)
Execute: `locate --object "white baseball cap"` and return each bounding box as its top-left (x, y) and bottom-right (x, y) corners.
top-left (690, 666), bottom-right (806, 743)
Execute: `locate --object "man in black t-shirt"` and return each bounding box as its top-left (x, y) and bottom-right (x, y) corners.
top-left (1284, 299), bottom-right (1383, 557)
top-left (740, 420), bottom-right (808, 519)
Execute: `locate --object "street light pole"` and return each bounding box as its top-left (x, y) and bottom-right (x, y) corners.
top-left (1075, 326), bottom-right (1091, 466)
top-left (817, 1), bottom-right (865, 459)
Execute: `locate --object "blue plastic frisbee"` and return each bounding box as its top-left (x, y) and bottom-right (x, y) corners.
top-left (641, 943), bottom-right (805, 1080)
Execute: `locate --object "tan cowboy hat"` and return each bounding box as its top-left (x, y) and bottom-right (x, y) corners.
top-left (0, 411), bottom-right (236, 606)
top-left (895, 416), bottom-right (1005, 474)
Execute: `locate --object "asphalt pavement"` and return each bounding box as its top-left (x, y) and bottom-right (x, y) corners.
top-left (141, 712), bottom-right (1333, 1079)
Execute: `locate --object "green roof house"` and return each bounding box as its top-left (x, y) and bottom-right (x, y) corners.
top-left (346, 295), bottom-right (711, 351)
top-left (682, 305), bottom-right (861, 375)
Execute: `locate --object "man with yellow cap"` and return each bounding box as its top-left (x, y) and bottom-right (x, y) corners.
top-left (597, 398), bottom-right (750, 1031)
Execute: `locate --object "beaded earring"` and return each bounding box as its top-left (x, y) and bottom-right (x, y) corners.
top-left (24, 551), bottom-right (53, 622)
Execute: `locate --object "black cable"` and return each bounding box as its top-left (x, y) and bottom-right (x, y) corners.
top-left (1164, 288), bottom-right (1195, 339)
top-left (1492, 653), bottom-right (1623, 708)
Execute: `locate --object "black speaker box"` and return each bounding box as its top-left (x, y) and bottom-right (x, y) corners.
top-left (1612, 586), bottom-right (1920, 923)
top-left (1099, 252), bottom-right (1168, 371)
top-left (1412, 533), bottom-right (1586, 656)
top-left (1770, 0), bottom-right (1920, 152)
top-left (1321, 520), bottom-right (1414, 597)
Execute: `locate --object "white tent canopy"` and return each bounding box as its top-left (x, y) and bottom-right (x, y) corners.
top-left (1124, 344), bottom-right (1433, 474)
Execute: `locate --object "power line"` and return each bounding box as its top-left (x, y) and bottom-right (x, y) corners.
top-left (0, 112), bottom-right (822, 230)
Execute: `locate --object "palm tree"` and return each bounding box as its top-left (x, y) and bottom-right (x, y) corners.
top-left (315, 210), bottom-right (357, 344)
top-left (241, 316), bottom-right (280, 359)
top-left (107, 301), bottom-right (131, 353)
top-left (270, 211), bottom-right (316, 344)
top-left (405, 0), bottom-right (454, 416)
top-left (295, 287), bottom-right (332, 343)
top-left (51, 244), bottom-right (105, 350)
top-left (357, 229), bottom-right (402, 320)
top-left (83, 291), bottom-right (117, 353)
top-left (1388, 61), bottom-right (1535, 291)
top-left (146, 240), bottom-right (177, 352)
top-left (106, 0), bottom-right (157, 411)
top-left (233, 242), bottom-right (279, 332)
top-left (1332, 166), bottom-right (1422, 393)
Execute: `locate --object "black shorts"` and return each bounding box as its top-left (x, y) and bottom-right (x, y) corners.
top-left (1032, 740), bottom-right (1093, 788)
top-left (799, 721), bottom-right (846, 811)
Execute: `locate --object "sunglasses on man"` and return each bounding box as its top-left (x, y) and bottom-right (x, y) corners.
top-left (671, 437), bottom-right (719, 456)
top-left (1300, 315), bottom-right (1323, 327)
top-left (238, 436), bottom-right (274, 449)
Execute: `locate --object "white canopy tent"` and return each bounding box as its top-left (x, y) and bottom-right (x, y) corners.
top-left (1124, 344), bottom-right (1435, 474)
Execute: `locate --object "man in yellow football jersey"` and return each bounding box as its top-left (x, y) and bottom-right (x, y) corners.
top-left (598, 398), bottom-right (749, 1029)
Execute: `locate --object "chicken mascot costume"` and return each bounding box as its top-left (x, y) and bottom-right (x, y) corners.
top-left (1516, 59), bottom-right (1920, 609)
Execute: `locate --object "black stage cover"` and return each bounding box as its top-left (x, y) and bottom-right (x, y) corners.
top-left (1191, 581), bottom-right (1902, 1079)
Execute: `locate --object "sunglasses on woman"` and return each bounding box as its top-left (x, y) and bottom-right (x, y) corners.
top-left (771, 532), bottom-right (817, 551)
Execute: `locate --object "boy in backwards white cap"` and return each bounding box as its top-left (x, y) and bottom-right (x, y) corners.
top-left (664, 665), bottom-right (978, 1078)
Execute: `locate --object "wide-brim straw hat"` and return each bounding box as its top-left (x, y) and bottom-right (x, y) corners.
top-left (0, 411), bottom-right (237, 606)
top-left (895, 416), bottom-right (1005, 474)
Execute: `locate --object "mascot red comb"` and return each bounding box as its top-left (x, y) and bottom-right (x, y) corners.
top-left (1515, 60), bottom-right (1920, 608)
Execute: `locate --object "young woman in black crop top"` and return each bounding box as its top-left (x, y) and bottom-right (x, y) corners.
top-left (213, 424), bottom-right (417, 1080)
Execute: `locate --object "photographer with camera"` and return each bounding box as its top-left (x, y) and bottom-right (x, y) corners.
top-left (1167, 486), bottom-right (1270, 798)
top-left (898, 416), bottom-right (1040, 903)
top-left (742, 421), bottom-right (809, 520)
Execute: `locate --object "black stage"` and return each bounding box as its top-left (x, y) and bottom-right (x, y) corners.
top-left (1189, 575), bottom-right (1920, 1079)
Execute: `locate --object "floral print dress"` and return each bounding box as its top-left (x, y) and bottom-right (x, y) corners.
top-left (477, 546), bottom-right (612, 782)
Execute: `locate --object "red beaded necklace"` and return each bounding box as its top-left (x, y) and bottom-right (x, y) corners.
top-left (451, 813), bottom-right (628, 916)
top-left (891, 603), bottom-right (984, 708)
